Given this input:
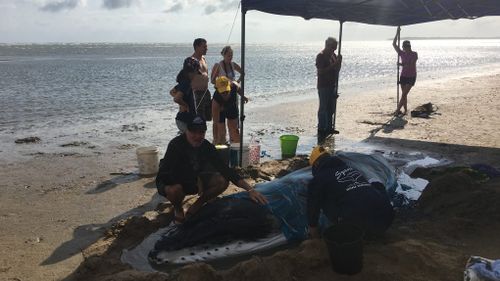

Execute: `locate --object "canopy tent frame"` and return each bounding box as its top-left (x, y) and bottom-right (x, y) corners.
top-left (332, 21), bottom-right (343, 131)
top-left (236, 0), bottom-right (500, 166)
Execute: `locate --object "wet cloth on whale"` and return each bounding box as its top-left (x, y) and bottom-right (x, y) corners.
top-left (149, 197), bottom-right (275, 258)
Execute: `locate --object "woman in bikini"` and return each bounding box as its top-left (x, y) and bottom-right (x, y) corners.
top-left (393, 26), bottom-right (418, 116)
top-left (210, 46), bottom-right (243, 144)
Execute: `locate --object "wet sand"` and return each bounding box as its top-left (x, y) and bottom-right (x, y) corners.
top-left (0, 70), bottom-right (499, 281)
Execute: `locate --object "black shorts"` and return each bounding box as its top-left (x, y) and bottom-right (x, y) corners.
top-left (170, 160), bottom-right (219, 196)
top-left (181, 172), bottom-right (219, 195)
top-left (219, 106), bottom-right (238, 123)
top-left (399, 76), bottom-right (416, 86)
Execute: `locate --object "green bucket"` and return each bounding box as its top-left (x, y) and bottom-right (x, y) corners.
top-left (280, 135), bottom-right (299, 159)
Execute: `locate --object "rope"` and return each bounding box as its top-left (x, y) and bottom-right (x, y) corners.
top-left (193, 89), bottom-right (209, 113)
top-left (226, 1), bottom-right (241, 44)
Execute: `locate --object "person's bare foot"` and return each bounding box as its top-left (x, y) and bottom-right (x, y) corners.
top-left (173, 207), bottom-right (185, 224)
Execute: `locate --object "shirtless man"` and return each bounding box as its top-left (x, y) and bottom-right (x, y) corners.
top-left (191, 38), bottom-right (209, 91)
top-left (190, 38), bottom-right (212, 121)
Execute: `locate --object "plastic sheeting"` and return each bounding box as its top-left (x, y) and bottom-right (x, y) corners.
top-left (464, 256), bottom-right (500, 281)
top-left (122, 151), bottom-right (443, 269)
top-left (242, 0), bottom-right (500, 26)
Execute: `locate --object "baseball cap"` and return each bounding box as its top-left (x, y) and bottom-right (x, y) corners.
top-left (183, 57), bottom-right (201, 74)
top-left (187, 115), bottom-right (207, 132)
top-left (215, 76), bottom-right (231, 93)
top-left (309, 146), bottom-right (329, 166)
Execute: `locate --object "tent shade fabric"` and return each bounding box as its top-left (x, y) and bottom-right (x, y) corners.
top-left (241, 0), bottom-right (500, 26)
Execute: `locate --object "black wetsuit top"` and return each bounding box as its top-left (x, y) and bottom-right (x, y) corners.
top-left (213, 84), bottom-right (238, 121)
top-left (308, 155), bottom-right (394, 235)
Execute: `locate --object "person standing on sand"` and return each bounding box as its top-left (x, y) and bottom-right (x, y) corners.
top-left (210, 45), bottom-right (243, 144)
top-left (393, 27), bottom-right (418, 116)
top-left (170, 57), bottom-right (201, 133)
top-left (212, 76), bottom-right (248, 144)
top-left (155, 115), bottom-right (268, 224)
top-left (307, 146), bottom-right (394, 239)
top-left (190, 38), bottom-right (212, 122)
top-left (316, 37), bottom-right (342, 144)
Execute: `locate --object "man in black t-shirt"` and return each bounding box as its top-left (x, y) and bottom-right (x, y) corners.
top-left (156, 116), bottom-right (267, 223)
top-left (307, 146), bottom-right (394, 239)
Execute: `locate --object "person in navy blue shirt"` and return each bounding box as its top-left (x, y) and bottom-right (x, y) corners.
top-left (307, 146), bottom-right (394, 239)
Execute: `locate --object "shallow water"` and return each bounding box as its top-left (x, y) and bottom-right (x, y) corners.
top-left (1, 40), bottom-right (500, 162)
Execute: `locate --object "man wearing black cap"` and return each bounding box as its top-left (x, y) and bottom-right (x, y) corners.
top-left (156, 115), bottom-right (268, 223)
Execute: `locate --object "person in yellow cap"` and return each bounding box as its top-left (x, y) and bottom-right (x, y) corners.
top-left (210, 46), bottom-right (244, 145)
top-left (308, 146), bottom-right (394, 239)
top-left (211, 76), bottom-right (248, 145)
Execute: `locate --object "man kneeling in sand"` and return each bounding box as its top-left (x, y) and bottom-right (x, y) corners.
top-left (307, 146), bottom-right (394, 239)
top-left (155, 116), bottom-right (267, 223)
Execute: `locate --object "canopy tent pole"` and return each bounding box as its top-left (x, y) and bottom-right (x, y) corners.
top-left (238, 7), bottom-right (246, 167)
top-left (396, 26), bottom-right (401, 109)
top-left (332, 21), bottom-right (343, 131)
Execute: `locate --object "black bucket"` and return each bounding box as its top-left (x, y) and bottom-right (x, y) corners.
top-left (323, 223), bottom-right (364, 275)
top-left (215, 145), bottom-right (230, 166)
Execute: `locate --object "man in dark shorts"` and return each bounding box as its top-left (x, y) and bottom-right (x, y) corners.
top-left (307, 146), bottom-right (394, 239)
top-left (156, 115), bottom-right (267, 223)
top-left (316, 37), bottom-right (342, 144)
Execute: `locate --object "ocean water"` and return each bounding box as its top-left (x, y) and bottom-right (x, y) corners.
top-left (1, 40), bottom-right (500, 161)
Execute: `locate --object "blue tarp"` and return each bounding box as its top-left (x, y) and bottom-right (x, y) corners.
top-left (230, 151), bottom-right (399, 241)
top-left (242, 0), bottom-right (500, 26)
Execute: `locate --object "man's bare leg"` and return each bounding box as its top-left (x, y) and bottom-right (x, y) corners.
top-left (186, 174), bottom-right (228, 218)
top-left (164, 184), bottom-right (186, 222)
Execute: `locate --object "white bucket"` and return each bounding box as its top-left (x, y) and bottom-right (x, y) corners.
top-left (229, 143), bottom-right (249, 167)
top-left (136, 146), bottom-right (159, 176)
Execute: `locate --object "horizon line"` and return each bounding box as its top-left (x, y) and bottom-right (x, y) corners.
top-left (1, 37), bottom-right (500, 45)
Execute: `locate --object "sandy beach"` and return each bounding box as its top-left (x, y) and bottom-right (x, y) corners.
top-left (1, 70), bottom-right (499, 281)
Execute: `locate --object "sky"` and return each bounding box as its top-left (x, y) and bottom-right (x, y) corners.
top-left (1, 0), bottom-right (500, 43)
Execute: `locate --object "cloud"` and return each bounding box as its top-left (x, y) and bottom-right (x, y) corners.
top-left (204, 5), bottom-right (216, 14)
top-left (204, 0), bottom-right (239, 14)
top-left (164, 3), bottom-right (183, 13)
top-left (39, 0), bottom-right (82, 12)
top-left (162, 0), bottom-right (239, 14)
top-left (102, 0), bottom-right (138, 10)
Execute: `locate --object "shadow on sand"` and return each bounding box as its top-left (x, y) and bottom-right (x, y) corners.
top-left (368, 115), bottom-right (408, 137)
top-left (41, 177), bottom-right (163, 266)
top-left (86, 173), bottom-right (156, 194)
